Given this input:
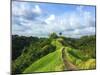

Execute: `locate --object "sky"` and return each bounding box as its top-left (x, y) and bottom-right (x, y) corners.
top-left (12, 1), bottom-right (96, 38)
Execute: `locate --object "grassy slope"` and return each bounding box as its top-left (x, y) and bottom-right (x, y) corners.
top-left (23, 39), bottom-right (64, 73)
top-left (23, 38), bottom-right (96, 73)
top-left (64, 47), bottom-right (96, 70)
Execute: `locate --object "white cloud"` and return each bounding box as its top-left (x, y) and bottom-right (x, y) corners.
top-left (32, 5), bottom-right (42, 14)
top-left (42, 8), bottom-right (95, 38)
top-left (45, 14), bottom-right (55, 24)
top-left (12, 2), bottom-right (95, 38)
top-left (12, 2), bottom-right (27, 16)
top-left (12, 1), bottom-right (42, 19)
top-left (69, 13), bottom-right (81, 29)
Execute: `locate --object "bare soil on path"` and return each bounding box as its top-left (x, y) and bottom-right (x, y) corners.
top-left (62, 47), bottom-right (78, 71)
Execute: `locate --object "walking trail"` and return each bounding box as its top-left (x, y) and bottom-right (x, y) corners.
top-left (61, 47), bottom-right (78, 71)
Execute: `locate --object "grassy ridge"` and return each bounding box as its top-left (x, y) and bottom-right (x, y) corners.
top-left (23, 48), bottom-right (64, 73)
top-left (23, 39), bottom-right (64, 73)
top-left (12, 34), bottom-right (96, 74)
top-left (23, 38), bottom-right (96, 73)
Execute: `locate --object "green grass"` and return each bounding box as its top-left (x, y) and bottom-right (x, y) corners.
top-left (23, 38), bottom-right (96, 73)
top-left (64, 47), bottom-right (96, 70)
top-left (23, 47), bottom-right (64, 73)
top-left (78, 59), bottom-right (96, 69)
top-left (51, 39), bottom-right (63, 49)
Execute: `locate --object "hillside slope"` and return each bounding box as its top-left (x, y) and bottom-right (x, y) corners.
top-left (23, 38), bottom-right (96, 73)
top-left (23, 48), bottom-right (64, 73)
top-left (23, 39), bottom-right (64, 73)
top-left (12, 34), bottom-right (96, 74)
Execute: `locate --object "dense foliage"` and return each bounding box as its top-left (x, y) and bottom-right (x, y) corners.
top-left (62, 35), bottom-right (96, 58)
top-left (12, 35), bottom-right (56, 74)
top-left (12, 35), bottom-right (39, 60)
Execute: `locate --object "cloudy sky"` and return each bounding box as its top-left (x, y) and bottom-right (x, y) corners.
top-left (12, 1), bottom-right (96, 38)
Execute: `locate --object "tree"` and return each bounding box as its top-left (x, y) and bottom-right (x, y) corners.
top-left (49, 32), bottom-right (58, 39)
top-left (59, 32), bottom-right (62, 36)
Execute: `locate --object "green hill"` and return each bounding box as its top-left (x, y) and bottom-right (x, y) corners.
top-left (23, 38), bottom-right (96, 73)
top-left (23, 48), bottom-right (64, 73)
top-left (12, 34), bottom-right (96, 74)
top-left (23, 39), bottom-right (64, 73)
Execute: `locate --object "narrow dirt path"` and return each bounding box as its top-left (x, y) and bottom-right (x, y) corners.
top-left (62, 47), bottom-right (78, 71)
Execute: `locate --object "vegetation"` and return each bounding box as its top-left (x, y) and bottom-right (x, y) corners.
top-left (12, 33), bottom-right (96, 74)
top-left (23, 48), bottom-right (64, 73)
top-left (12, 35), bottom-right (39, 60)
